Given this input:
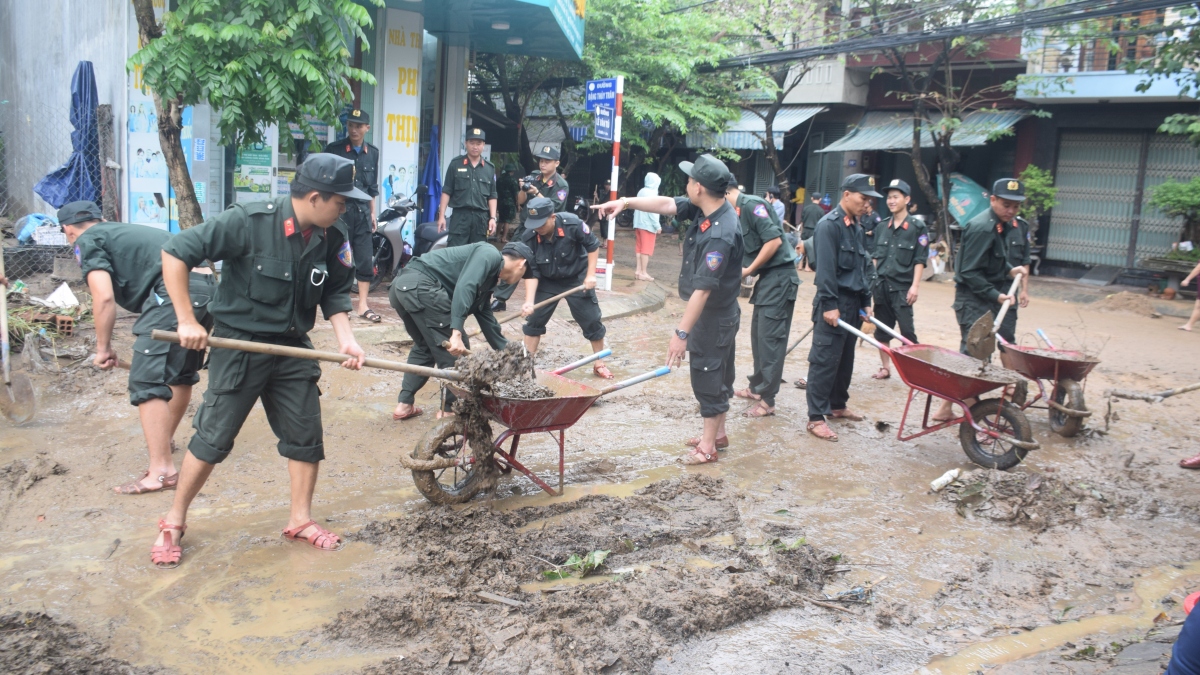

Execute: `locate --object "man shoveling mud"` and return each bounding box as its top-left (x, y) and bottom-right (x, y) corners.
top-left (57, 200), bottom-right (215, 494)
top-left (149, 155), bottom-right (368, 568)
top-left (389, 241), bottom-right (533, 421)
top-left (933, 179), bottom-right (1030, 422)
top-left (592, 154), bottom-right (744, 464)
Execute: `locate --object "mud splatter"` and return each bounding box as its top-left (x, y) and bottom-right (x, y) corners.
top-left (0, 612), bottom-right (164, 675)
top-left (454, 343), bottom-right (551, 399)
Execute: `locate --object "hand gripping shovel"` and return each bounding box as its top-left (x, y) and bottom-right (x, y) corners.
top-left (0, 254), bottom-right (36, 424)
top-left (965, 274), bottom-right (1022, 362)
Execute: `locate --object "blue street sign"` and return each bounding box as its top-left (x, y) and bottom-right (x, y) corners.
top-left (594, 105), bottom-right (615, 141)
top-left (585, 78), bottom-right (618, 112)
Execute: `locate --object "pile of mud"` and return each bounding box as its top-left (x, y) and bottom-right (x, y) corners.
top-left (1006, 346), bottom-right (1098, 362)
top-left (328, 475), bottom-right (840, 673)
top-left (1, 454), bottom-right (67, 514)
top-left (940, 469), bottom-right (1111, 531)
top-left (0, 612), bottom-right (162, 675)
top-left (1093, 291), bottom-right (1157, 317)
top-left (454, 343), bottom-right (552, 399)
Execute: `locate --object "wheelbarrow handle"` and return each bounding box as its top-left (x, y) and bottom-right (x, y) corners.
top-left (837, 319), bottom-right (889, 353)
top-left (992, 274), bottom-right (1022, 332)
top-left (600, 366), bottom-right (671, 395)
top-left (1036, 329), bottom-right (1057, 350)
top-left (552, 348), bottom-right (612, 375)
top-left (858, 310), bottom-right (915, 346)
top-left (465, 283), bottom-right (588, 338)
top-left (151, 330), bottom-right (463, 381)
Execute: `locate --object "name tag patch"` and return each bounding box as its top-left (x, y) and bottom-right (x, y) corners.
top-left (705, 250), bottom-right (724, 270)
top-left (753, 203), bottom-right (768, 218)
top-left (337, 241), bottom-right (354, 268)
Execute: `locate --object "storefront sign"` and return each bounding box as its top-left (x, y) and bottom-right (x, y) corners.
top-left (379, 8), bottom-right (424, 212)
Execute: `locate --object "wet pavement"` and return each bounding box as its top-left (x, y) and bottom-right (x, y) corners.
top-left (3, 228), bottom-right (1200, 673)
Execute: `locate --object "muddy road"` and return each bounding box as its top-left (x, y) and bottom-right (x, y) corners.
top-left (3, 239), bottom-right (1200, 673)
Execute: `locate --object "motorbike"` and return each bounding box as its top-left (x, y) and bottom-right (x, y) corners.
top-left (371, 187), bottom-right (447, 292)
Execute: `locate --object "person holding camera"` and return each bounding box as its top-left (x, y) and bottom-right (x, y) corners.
top-left (493, 145), bottom-right (570, 311)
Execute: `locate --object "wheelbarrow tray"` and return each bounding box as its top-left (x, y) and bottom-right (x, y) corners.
top-left (446, 371), bottom-right (602, 433)
top-left (891, 345), bottom-right (1023, 401)
top-left (998, 344), bottom-right (1099, 382)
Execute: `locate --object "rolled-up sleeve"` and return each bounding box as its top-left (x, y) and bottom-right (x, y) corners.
top-left (320, 228), bottom-right (355, 319)
top-left (690, 239), bottom-right (733, 292)
top-left (162, 208), bottom-right (248, 267)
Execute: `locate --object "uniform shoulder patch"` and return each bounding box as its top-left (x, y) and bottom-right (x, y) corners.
top-left (337, 241), bottom-right (354, 268)
top-left (753, 203), bottom-right (769, 218)
top-left (581, 222), bottom-right (590, 234)
top-left (74, 245), bottom-right (81, 265)
top-left (918, 233), bottom-right (929, 247)
top-left (705, 250), bottom-right (724, 270)
top-left (556, 189), bottom-right (567, 201)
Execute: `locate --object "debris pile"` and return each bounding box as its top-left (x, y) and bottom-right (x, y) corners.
top-left (454, 342), bottom-right (552, 399)
top-left (940, 469), bottom-right (1109, 531)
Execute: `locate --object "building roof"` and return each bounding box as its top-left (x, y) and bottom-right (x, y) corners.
top-left (818, 110), bottom-right (1027, 152)
top-left (686, 105), bottom-right (826, 150)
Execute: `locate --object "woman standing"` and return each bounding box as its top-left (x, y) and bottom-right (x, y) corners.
top-left (1180, 257), bottom-right (1200, 331)
top-left (633, 172), bottom-right (662, 281)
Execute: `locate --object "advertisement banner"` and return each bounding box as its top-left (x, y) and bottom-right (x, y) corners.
top-left (126, 1), bottom-right (169, 230)
top-left (379, 8), bottom-right (423, 215)
top-left (233, 125), bottom-right (279, 203)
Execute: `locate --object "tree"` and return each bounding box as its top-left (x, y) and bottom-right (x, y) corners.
top-left (1016, 164), bottom-right (1057, 228)
top-left (128, 0), bottom-right (381, 228)
top-left (1124, 7), bottom-right (1200, 144)
top-left (1149, 177), bottom-right (1200, 244)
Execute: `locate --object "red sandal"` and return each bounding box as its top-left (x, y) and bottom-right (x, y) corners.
top-left (679, 447), bottom-right (718, 465)
top-left (686, 435), bottom-right (729, 449)
top-left (151, 519), bottom-right (186, 569)
top-left (807, 420), bottom-right (839, 442)
top-left (593, 363), bottom-right (614, 380)
top-left (282, 521), bottom-right (344, 551)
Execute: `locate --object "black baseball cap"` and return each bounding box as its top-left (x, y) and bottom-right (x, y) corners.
top-left (884, 178), bottom-right (911, 196)
top-left (58, 200), bottom-right (102, 226)
top-left (992, 178), bottom-right (1026, 202)
top-left (524, 197), bottom-right (556, 230)
top-left (679, 154), bottom-right (729, 192)
top-left (501, 241), bottom-right (535, 271)
top-left (841, 173), bottom-right (882, 198)
top-left (466, 127), bottom-right (487, 142)
top-left (295, 154), bottom-right (370, 200)
top-left (347, 109), bottom-right (370, 125)
top-left (533, 145), bottom-right (560, 161)
top-left (765, 186), bottom-right (781, 197)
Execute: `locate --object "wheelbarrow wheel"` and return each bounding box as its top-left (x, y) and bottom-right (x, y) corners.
top-left (959, 398), bottom-right (1032, 470)
top-left (410, 417), bottom-right (487, 505)
top-left (1048, 379), bottom-right (1085, 438)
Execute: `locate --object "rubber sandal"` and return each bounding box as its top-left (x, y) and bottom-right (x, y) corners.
top-left (807, 420), bottom-right (838, 442)
top-left (734, 388), bottom-right (762, 400)
top-left (593, 363), bottom-right (614, 380)
top-left (360, 309), bottom-right (382, 323)
top-left (871, 367), bottom-right (890, 380)
top-left (393, 406), bottom-right (423, 421)
top-left (830, 409), bottom-right (864, 421)
top-left (793, 378), bottom-right (807, 389)
top-left (282, 520), bottom-right (344, 551)
top-left (686, 436), bottom-right (729, 449)
top-left (151, 519), bottom-right (186, 569)
top-left (742, 404), bottom-right (775, 418)
top-left (678, 447), bottom-right (718, 465)
top-left (115, 471), bottom-right (179, 495)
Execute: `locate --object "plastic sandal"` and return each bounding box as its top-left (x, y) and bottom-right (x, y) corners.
top-left (393, 406), bottom-right (423, 421)
top-left (679, 447), bottom-right (718, 465)
top-left (686, 436), bottom-right (729, 449)
top-left (282, 521), bottom-right (344, 551)
top-left (807, 420), bottom-right (839, 442)
top-left (830, 409), bottom-right (864, 421)
top-left (593, 363), bottom-right (614, 380)
top-left (151, 519), bottom-right (186, 569)
top-left (115, 471), bottom-right (178, 495)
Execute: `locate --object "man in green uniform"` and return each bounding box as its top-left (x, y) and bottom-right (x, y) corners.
top-left (149, 155), bottom-right (368, 569)
top-left (726, 180), bottom-right (801, 418)
top-left (805, 174), bottom-right (879, 442)
top-left (322, 108), bottom-right (382, 323)
top-left (592, 154), bottom-right (744, 465)
top-left (799, 193), bottom-right (824, 271)
top-left (1001, 211), bottom-right (1034, 343)
top-left (516, 197), bottom-right (611, 379)
top-left (59, 200), bottom-right (214, 495)
top-left (933, 178), bottom-right (1029, 421)
top-left (492, 145), bottom-right (571, 311)
top-left (389, 241), bottom-right (533, 420)
top-left (437, 128), bottom-right (498, 247)
top-left (870, 179), bottom-right (929, 380)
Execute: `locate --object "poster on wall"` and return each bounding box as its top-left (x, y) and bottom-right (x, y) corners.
top-left (380, 7), bottom-right (424, 228)
top-left (234, 125), bottom-right (279, 203)
top-left (126, 2), bottom-right (170, 231)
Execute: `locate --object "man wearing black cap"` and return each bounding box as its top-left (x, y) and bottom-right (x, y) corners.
top-left (805, 174), bottom-right (879, 442)
top-left (438, 128), bottom-right (498, 247)
top-left (58, 200), bottom-right (215, 496)
top-left (592, 154), bottom-right (744, 464)
top-left (870, 179), bottom-right (929, 380)
top-left (516, 197), bottom-right (611, 378)
top-left (149, 154), bottom-right (368, 568)
top-left (1002, 209), bottom-right (1034, 343)
top-left (389, 241), bottom-right (532, 421)
top-left (492, 145), bottom-right (570, 311)
top-left (323, 109), bottom-right (382, 323)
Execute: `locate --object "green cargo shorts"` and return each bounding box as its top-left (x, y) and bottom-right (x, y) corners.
top-left (127, 273), bottom-right (215, 406)
top-left (188, 325), bottom-right (325, 465)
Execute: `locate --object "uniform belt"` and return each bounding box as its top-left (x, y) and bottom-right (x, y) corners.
top-left (212, 322), bottom-right (309, 345)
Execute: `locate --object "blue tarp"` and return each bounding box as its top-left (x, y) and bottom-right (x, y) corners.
top-left (421, 125), bottom-right (442, 223)
top-left (34, 61), bottom-right (101, 208)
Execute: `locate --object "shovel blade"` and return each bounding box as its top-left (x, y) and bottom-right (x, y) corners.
top-left (1, 373), bottom-right (36, 424)
top-left (966, 310), bottom-right (997, 361)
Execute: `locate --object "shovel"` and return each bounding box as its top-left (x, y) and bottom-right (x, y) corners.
top-left (965, 274), bottom-right (1022, 361)
top-left (0, 254), bottom-right (36, 424)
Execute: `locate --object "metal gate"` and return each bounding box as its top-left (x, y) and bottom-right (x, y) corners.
top-left (1048, 131), bottom-right (1200, 267)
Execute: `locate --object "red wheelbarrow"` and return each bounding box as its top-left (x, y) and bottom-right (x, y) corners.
top-left (409, 350), bottom-right (671, 504)
top-left (998, 329), bottom-right (1099, 438)
top-left (847, 316), bottom-right (1038, 470)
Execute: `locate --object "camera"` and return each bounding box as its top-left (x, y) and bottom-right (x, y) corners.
top-left (520, 173), bottom-right (541, 192)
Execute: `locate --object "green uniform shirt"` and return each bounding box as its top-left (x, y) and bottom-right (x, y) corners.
top-left (519, 172), bottom-right (570, 226)
top-left (444, 155), bottom-right (498, 211)
top-left (873, 214), bottom-right (930, 291)
top-left (322, 138), bottom-right (380, 202)
top-left (735, 194), bottom-right (796, 270)
top-left (521, 212), bottom-right (599, 281)
top-left (75, 222), bottom-right (170, 314)
top-left (1005, 216), bottom-right (1033, 269)
top-left (954, 208), bottom-right (1013, 303)
top-left (163, 196), bottom-right (354, 337)
top-left (406, 242), bottom-right (507, 343)
top-left (674, 197), bottom-right (745, 311)
top-left (812, 205), bottom-right (875, 313)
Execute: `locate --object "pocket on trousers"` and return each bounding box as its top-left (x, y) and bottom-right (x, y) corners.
top-left (206, 349), bottom-right (250, 394)
top-left (689, 355), bottom-right (724, 374)
top-left (717, 316), bottom-right (739, 349)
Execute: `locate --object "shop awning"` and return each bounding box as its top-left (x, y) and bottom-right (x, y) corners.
top-left (818, 110), bottom-right (1028, 153)
top-left (388, 0), bottom-right (585, 60)
top-left (686, 105), bottom-right (826, 150)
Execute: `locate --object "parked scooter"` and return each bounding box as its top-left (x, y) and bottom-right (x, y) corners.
top-left (371, 187), bottom-right (448, 291)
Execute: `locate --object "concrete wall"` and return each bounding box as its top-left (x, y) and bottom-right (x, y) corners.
top-left (0, 0), bottom-right (129, 218)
